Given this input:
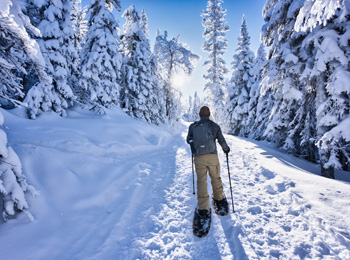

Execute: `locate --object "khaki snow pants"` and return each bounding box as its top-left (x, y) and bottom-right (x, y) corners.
top-left (194, 154), bottom-right (224, 210)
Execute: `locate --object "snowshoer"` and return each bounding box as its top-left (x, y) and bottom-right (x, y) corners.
top-left (187, 106), bottom-right (230, 237)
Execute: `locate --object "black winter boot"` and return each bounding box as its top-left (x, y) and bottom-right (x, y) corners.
top-left (193, 208), bottom-right (211, 237)
top-left (213, 195), bottom-right (229, 216)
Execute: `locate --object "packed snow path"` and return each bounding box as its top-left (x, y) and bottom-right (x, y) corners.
top-left (0, 108), bottom-right (350, 260)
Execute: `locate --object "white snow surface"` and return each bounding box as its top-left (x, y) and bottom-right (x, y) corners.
top-left (0, 107), bottom-right (350, 260)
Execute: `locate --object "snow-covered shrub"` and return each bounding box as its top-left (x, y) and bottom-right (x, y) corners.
top-left (0, 112), bottom-right (38, 221)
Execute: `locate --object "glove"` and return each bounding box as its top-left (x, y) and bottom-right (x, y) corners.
top-left (224, 147), bottom-right (230, 154)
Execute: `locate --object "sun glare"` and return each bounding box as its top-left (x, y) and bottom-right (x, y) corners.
top-left (170, 72), bottom-right (188, 89)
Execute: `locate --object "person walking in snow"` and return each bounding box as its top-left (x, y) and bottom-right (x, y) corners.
top-left (187, 106), bottom-right (230, 235)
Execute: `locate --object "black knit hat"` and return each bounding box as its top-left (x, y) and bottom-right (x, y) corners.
top-left (199, 106), bottom-right (210, 117)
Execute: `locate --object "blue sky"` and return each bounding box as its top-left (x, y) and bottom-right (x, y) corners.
top-left (82, 0), bottom-right (266, 100)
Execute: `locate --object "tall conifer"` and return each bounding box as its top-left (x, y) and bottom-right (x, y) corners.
top-left (120, 5), bottom-right (164, 124)
top-left (79, 0), bottom-right (122, 112)
top-left (201, 0), bottom-right (229, 123)
top-left (226, 15), bottom-right (254, 136)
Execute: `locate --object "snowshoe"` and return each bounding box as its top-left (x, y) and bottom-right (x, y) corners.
top-left (193, 208), bottom-right (211, 238)
top-left (212, 194), bottom-right (229, 216)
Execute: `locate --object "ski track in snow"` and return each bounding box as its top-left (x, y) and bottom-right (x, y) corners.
top-left (1, 109), bottom-right (350, 260)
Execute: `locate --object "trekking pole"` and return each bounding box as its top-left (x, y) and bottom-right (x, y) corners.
top-left (192, 155), bottom-right (195, 195)
top-left (226, 153), bottom-right (235, 213)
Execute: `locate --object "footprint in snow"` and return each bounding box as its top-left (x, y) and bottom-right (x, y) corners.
top-left (247, 206), bottom-right (263, 215)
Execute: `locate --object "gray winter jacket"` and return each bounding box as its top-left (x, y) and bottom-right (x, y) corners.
top-left (187, 117), bottom-right (229, 155)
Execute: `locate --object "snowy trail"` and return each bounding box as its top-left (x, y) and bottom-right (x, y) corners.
top-left (0, 108), bottom-right (350, 260)
top-left (125, 134), bottom-right (350, 260)
top-left (128, 131), bottom-right (241, 260)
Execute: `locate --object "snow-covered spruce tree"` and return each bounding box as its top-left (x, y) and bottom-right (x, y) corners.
top-left (258, 0), bottom-right (350, 177)
top-left (276, 2), bottom-right (318, 162)
top-left (226, 15), bottom-right (255, 136)
top-left (191, 91), bottom-right (202, 121)
top-left (182, 92), bottom-right (202, 122)
top-left (0, 0), bottom-right (50, 108)
top-left (79, 0), bottom-right (122, 112)
top-left (182, 95), bottom-right (193, 122)
top-left (261, 0), bottom-right (307, 148)
top-left (201, 0), bottom-right (229, 124)
top-left (139, 9), bottom-right (149, 38)
top-left (247, 43), bottom-right (267, 139)
top-left (154, 30), bottom-right (199, 122)
top-left (71, 0), bottom-right (88, 52)
top-left (120, 5), bottom-right (164, 124)
top-left (24, 0), bottom-right (76, 119)
top-left (0, 0), bottom-right (42, 221)
top-left (294, 0), bottom-right (350, 178)
top-left (70, 0), bottom-right (87, 98)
